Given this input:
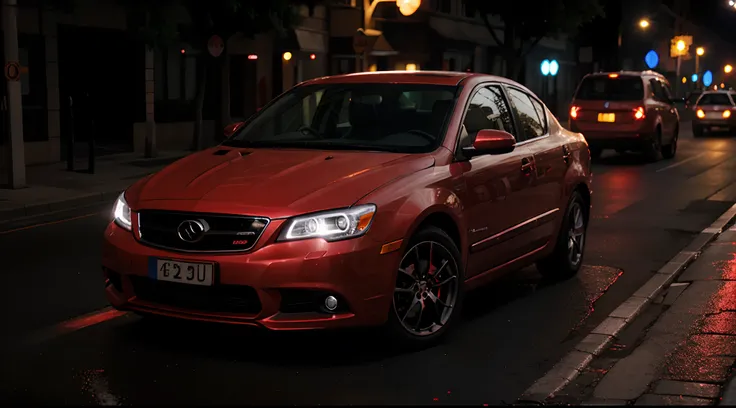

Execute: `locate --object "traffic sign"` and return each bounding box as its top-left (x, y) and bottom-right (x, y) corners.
top-left (207, 35), bottom-right (224, 57)
top-left (4, 61), bottom-right (20, 81)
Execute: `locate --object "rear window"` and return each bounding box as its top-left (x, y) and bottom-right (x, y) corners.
top-left (698, 93), bottom-right (733, 106)
top-left (575, 76), bottom-right (644, 101)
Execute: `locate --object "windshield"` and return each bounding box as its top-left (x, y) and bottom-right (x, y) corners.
top-left (575, 76), bottom-right (644, 101)
top-left (697, 93), bottom-right (734, 106)
top-left (223, 83), bottom-right (459, 153)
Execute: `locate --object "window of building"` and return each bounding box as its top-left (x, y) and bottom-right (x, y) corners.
top-left (506, 87), bottom-right (546, 141)
top-left (435, 0), bottom-right (452, 13)
top-left (461, 0), bottom-right (475, 18)
top-left (154, 47), bottom-right (197, 102)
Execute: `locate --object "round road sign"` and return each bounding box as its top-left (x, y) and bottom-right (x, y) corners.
top-left (207, 35), bottom-right (225, 57)
top-left (4, 61), bottom-right (21, 81)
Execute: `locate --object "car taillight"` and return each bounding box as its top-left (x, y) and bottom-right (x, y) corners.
top-left (633, 106), bottom-right (646, 120)
top-left (697, 109), bottom-right (705, 119)
top-left (724, 110), bottom-right (732, 118)
top-left (570, 106), bottom-right (580, 120)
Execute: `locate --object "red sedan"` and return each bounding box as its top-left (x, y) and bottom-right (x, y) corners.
top-left (104, 71), bottom-right (592, 346)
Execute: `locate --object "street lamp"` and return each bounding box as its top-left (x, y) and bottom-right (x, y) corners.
top-left (726, 64), bottom-right (734, 74)
top-left (695, 47), bottom-right (705, 89)
top-left (364, 0), bottom-right (420, 29)
top-left (676, 40), bottom-right (686, 52)
top-left (639, 19), bottom-right (650, 29)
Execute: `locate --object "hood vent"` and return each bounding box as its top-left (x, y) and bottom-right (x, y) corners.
top-left (213, 149), bottom-right (231, 156)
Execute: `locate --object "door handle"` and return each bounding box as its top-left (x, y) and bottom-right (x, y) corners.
top-left (521, 157), bottom-right (534, 174)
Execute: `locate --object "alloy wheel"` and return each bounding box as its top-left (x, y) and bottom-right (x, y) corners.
top-left (568, 202), bottom-right (586, 267)
top-left (393, 241), bottom-right (459, 337)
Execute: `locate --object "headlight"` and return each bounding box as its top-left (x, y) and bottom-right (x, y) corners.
top-left (278, 204), bottom-right (377, 242)
top-left (112, 192), bottom-right (132, 231)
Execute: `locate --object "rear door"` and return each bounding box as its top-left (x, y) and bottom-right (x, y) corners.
top-left (648, 78), bottom-right (677, 140)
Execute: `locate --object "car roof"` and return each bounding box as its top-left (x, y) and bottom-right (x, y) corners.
top-left (585, 70), bottom-right (665, 79)
top-left (300, 70), bottom-right (512, 87)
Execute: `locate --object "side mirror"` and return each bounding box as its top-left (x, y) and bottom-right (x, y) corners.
top-left (462, 129), bottom-right (516, 157)
top-left (223, 121), bottom-right (245, 138)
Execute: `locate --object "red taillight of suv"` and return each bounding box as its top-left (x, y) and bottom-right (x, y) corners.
top-left (570, 106), bottom-right (581, 120)
top-left (633, 106), bottom-right (646, 120)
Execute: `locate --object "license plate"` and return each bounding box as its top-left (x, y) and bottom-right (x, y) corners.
top-left (598, 113), bottom-right (615, 122)
top-left (711, 126), bottom-right (727, 131)
top-left (150, 258), bottom-right (214, 286)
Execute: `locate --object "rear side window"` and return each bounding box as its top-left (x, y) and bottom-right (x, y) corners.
top-left (575, 76), bottom-right (644, 101)
top-left (698, 93), bottom-right (734, 106)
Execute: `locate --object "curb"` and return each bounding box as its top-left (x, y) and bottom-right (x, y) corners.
top-left (518, 202), bottom-right (736, 403)
top-left (0, 190), bottom-right (124, 224)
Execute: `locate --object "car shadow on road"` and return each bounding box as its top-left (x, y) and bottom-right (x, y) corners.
top-left (593, 152), bottom-right (652, 166)
top-left (108, 268), bottom-right (567, 367)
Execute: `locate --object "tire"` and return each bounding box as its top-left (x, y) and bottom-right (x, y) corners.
top-left (536, 191), bottom-right (588, 280)
top-left (384, 225), bottom-right (464, 348)
top-left (693, 125), bottom-right (703, 138)
top-left (643, 127), bottom-right (663, 162)
top-left (662, 126), bottom-right (678, 159)
top-left (590, 147), bottom-right (603, 160)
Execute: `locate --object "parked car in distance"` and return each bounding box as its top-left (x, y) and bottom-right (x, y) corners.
top-left (692, 90), bottom-right (736, 137)
top-left (568, 70), bottom-right (679, 161)
top-left (104, 71), bottom-right (592, 346)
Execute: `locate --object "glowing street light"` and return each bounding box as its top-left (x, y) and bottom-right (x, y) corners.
top-left (726, 64), bottom-right (734, 74)
top-left (639, 19), bottom-right (650, 28)
top-left (676, 40), bottom-right (686, 52)
top-left (397, 0), bottom-right (421, 16)
top-left (696, 47), bottom-right (705, 56)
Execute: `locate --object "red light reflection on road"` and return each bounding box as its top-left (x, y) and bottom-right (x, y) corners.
top-left (58, 309), bottom-right (126, 333)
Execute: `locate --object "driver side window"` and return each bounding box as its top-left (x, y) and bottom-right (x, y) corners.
top-left (460, 85), bottom-right (515, 148)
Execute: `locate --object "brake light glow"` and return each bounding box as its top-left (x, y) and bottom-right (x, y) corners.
top-left (633, 106), bottom-right (646, 120)
top-left (724, 110), bottom-right (732, 118)
top-left (570, 106), bottom-right (580, 119)
top-left (609, 73), bottom-right (619, 78)
top-left (697, 109), bottom-right (705, 119)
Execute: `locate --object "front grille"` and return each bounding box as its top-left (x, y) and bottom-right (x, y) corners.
top-left (138, 210), bottom-right (269, 252)
top-left (130, 276), bottom-right (262, 314)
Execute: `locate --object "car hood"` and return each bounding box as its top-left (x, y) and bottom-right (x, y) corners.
top-left (126, 147), bottom-right (435, 218)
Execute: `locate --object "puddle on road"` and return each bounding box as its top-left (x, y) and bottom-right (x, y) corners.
top-left (564, 265), bottom-right (624, 340)
top-left (78, 368), bottom-right (123, 406)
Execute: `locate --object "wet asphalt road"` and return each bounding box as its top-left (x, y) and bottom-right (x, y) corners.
top-left (3, 125), bottom-right (736, 405)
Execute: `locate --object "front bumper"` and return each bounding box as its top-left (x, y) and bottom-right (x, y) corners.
top-left (102, 220), bottom-right (401, 330)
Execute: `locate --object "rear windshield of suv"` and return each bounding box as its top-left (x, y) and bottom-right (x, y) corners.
top-left (697, 93), bottom-right (734, 106)
top-left (574, 76), bottom-right (644, 101)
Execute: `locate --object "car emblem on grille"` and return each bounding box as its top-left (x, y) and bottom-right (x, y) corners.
top-left (604, 102), bottom-right (610, 108)
top-left (177, 219), bottom-right (209, 243)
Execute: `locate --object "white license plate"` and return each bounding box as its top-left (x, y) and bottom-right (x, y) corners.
top-left (151, 259), bottom-right (214, 286)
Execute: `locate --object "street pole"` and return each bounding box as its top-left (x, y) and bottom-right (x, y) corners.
top-left (2, 0), bottom-right (26, 188)
top-left (676, 55), bottom-right (681, 97)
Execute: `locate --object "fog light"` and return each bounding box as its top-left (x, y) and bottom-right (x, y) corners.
top-left (324, 295), bottom-right (338, 311)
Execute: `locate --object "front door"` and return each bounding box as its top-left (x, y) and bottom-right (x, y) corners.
top-left (457, 84), bottom-right (536, 278)
top-left (504, 86), bottom-right (567, 247)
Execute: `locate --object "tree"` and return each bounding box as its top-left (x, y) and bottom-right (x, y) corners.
top-left (125, 0), bottom-right (324, 151)
top-left (465, 0), bottom-right (605, 81)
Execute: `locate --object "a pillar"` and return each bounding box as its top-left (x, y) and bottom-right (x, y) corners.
top-left (144, 46), bottom-right (156, 158)
top-left (3, 0), bottom-right (26, 188)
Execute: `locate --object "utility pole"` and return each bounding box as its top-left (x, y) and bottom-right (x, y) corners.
top-left (2, 0), bottom-right (26, 188)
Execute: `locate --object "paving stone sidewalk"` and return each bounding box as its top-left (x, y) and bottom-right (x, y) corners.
top-left (0, 150), bottom-right (191, 222)
top-left (549, 224), bottom-right (736, 406)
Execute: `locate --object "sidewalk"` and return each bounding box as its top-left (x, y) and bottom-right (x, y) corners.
top-left (0, 150), bottom-right (191, 223)
top-left (548, 223), bottom-right (736, 405)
